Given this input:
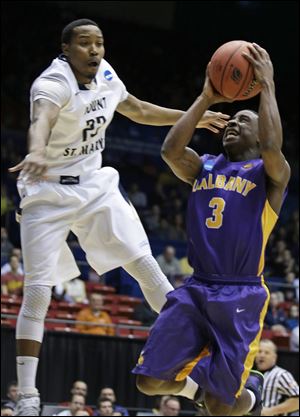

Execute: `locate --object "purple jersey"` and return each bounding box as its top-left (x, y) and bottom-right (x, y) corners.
top-left (187, 153), bottom-right (278, 279)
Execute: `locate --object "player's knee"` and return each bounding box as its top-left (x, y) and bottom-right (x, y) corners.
top-left (21, 286), bottom-right (52, 321)
top-left (204, 392), bottom-right (232, 416)
top-left (136, 375), bottom-right (161, 395)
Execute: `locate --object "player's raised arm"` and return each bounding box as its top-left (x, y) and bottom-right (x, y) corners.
top-left (9, 99), bottom-right (60, 178)
top-left (116, 93), bottom-right (229, 131)
top-left (160, 67), bottom-right (231, 185)
top-left (243, 44), bottom-right (291, 190)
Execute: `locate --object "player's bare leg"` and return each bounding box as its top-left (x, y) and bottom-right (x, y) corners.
top-left (15, 285), bottom-right (52, 416)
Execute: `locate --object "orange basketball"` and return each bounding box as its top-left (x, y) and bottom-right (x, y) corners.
top-left (208, 40), bottom-right (262, 100)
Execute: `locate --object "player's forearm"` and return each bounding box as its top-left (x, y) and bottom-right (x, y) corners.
top-left (132, 101), bottom-right (185, 126)
top-left (268, 397), bottom-right (299, 415)
top-left (258, 81), bottom-right (283, 151)
top-left (161, 93), bottom-right (212, 159)
top-left (27, 117), bottom-right (51, 154)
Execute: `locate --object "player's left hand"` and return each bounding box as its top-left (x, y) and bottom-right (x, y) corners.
top-left (196, 110), bottom-right (230, 133)
top-left (242, 43), bottom-right (274, 86)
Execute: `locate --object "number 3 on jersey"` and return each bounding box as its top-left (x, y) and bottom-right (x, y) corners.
top-left (205, 197), bottom-right (226, 229)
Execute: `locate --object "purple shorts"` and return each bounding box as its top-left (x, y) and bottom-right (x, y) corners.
top-left (132, 275), bottom-right (269, 405)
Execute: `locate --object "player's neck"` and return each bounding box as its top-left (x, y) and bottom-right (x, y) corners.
top-left (227, 149), bottom-right (260, 162)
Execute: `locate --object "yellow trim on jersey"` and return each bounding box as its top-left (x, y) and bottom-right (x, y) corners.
top-left (235, 277), bottom-right (270, 398)
top-left (175, 346), bottom-right (210, 381)
top-left (257, 199), bottom-right (278, 276)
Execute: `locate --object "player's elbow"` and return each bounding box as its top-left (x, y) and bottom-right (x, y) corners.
top-left (161, 142), bottom-right (176, 163)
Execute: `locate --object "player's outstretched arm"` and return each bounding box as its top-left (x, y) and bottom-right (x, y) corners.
top-left (9, 99), bottom-right (60, 178)
top-left (116, 93), bottom-right (229, 131)
top-left (161, 67), bottom-right (232, 185)
top-left (243, 44), bottom-right (291, 190)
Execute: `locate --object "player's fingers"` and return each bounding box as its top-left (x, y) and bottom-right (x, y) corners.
top-left (252, 43), bottom-right (267, 57)
top-left (242, 52), bottom-right (255, 64)
top-left (217, 112), bottom-right (230, 120)
top-left (32, 166), bottom-right (47, 177)
top-left (207, 126), bottom-right (220, 133)
top-left (212, 120), bottom-right (227, 128)
top-left (8, 161), bottom-right (25, 172)
top-left (247, 44), bottom-right (260, 56)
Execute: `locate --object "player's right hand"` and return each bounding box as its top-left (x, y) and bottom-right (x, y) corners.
top-left (202, 63), bottom-right (235, 104)
top-left (8, 152), bottom-right (48, 179)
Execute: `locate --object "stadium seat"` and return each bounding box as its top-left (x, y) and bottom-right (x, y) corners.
top-left (117, 295), bottom-right (142, 308)
top-left (86, 283), bottom-right (116, 294)
top-left (272, 335), bottom-right (291, 349)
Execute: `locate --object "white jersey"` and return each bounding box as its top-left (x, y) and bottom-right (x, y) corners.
top-left (30, 56), bottom-right (128, 176)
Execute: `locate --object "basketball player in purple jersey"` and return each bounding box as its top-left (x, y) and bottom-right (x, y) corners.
top-left (132, 43), bottom-right (291, 416)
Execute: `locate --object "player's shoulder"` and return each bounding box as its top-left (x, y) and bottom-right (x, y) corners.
top-left (32, 57), bottom-right (71, 88)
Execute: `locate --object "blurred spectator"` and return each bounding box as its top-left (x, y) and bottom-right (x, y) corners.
top-left (143, 205), bottom-right (161, 233)
top-left (255, 339), bottom-right (299, 415)
top-left (60, 381), bottom-right (93, 416)
top-left (74, 411), bottom-right (90, 416)
top-left (1, 248), bottom-right (24, 275)
top-left (76, 293), bottom-right (115, 336)
top-left (55, 394), bottom-right (85, 416)
top-left (2, 381), bottom-right (19, 412)
top-left (154, 396), bottom-right (181, 416)
top-left (0, 406), bottom-right (14, 416)
top-left (1, 255), bottom-right (24, 296)
top-left (60, 380), bottom-right (88, 404)
top-left (285, 272), bottom-right (299, 302)
top-left (1, 184), bottom-right (14, 217)
top-left (133, 299), bottom-right (158, 326)
top-left (179, 256), bottom-right (193, 277)
top-left (156, 246), bottom-right (182, 285)
top-left (93, 398), bottom-right (114, 416)
top-left (155, 218), bottom-right (173, 241)
top-left (54, 278), bottom-right (88, 304)
top-left (264, 292), bottom-right (286, 329)
top-left (290, 325), bottom-right (299, 352)
top-left (128, 183), bottom-right (147, 209)
top-left (97, 387), bottom-right (128, 416)
top-left (285, 305), bottom-right (299, 331)
top-left (168, 214), bottom-right (187, 242)
top-left (71, 381), bottom-right (88, 398)
top-left (1, 227), bottom-right (13, 264)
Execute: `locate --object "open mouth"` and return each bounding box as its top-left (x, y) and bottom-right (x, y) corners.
top-left (88, 61), bottom-right (99, 67)
top-left (226, 129), bottom-right (239, 137)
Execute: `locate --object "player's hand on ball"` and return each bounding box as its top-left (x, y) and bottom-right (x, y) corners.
top-left (242, 43), bottom-right (274, 86)
top-left (196, 110), bottom-right (230, 133)
top-left (202, 63), bottom-right (235, 105)
top-left (9, 152), bottom-right (48, 179)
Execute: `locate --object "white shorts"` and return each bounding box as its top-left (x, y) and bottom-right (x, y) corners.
top-left (17, 167), bottom-right (151, 287)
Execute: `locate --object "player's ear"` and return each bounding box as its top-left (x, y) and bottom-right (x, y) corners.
top-left (62, 43), bottom-right (69, 56)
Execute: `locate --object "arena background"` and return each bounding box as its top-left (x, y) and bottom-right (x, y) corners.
top-left (1, 1), bottom-right (299, 414)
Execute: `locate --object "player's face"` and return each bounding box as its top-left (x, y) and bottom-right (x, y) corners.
top-left (62, 25), bottom-right (105, 84)
top-left (255, 342), bottom-right (277, 371)
top-left (222, 110), bottom-right (259, 156)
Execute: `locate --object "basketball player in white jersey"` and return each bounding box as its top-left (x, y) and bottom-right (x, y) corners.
top-left (9, 19), bottom-right (229, 415)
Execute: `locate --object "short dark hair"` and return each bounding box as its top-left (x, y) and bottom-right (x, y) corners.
top-left (97, 397), bottom-right (113, 408)
top-left (7, 381), bottom-right (18, 391)
top-left (62, 19), bottom-right (99, 44)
